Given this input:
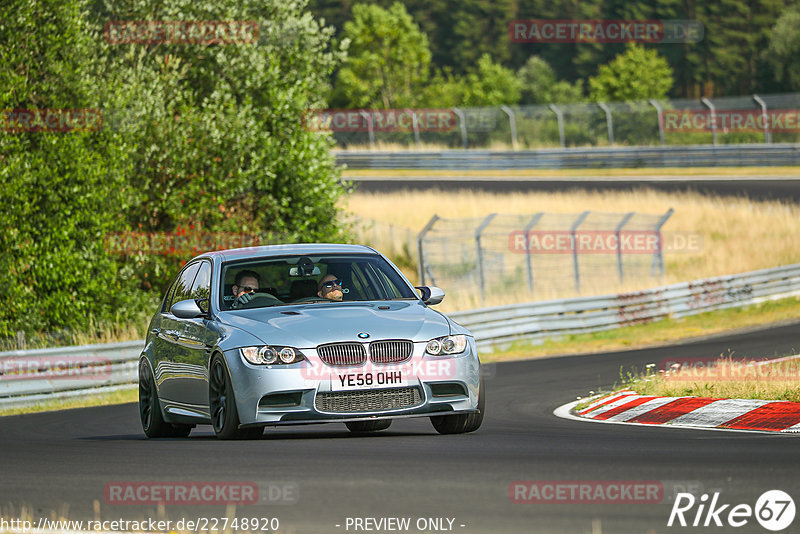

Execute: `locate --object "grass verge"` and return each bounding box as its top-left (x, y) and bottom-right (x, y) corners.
top-left (481, 296), bottom-right (800, 363)
top-left (0, 387), bottom-right (138, 417)
top-left (623, 356), bottom-right (800, 403)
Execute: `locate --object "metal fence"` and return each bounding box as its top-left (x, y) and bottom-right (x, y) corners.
top-left (2, 262), bottom-right (798, 408)
top-left (449, 263), bottom-right (800, 350)
top-left (335, 143), bottom-right (800, 170)
top-left (417, 210), bottom-right (673, 302)
top-left (329, 93), bottom-right (800, 149)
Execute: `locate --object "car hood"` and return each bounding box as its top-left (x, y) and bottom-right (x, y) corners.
top-left (218, 300), bottom-right (452, 348)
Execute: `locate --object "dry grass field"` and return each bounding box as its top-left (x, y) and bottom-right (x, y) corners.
top-left (345, 188), bottom-right (800, 312)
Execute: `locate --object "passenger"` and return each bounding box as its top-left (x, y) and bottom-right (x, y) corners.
top-left (232, 270), bottom-right (261, 308)
top-left (317, 274), bottom-right (344, 302)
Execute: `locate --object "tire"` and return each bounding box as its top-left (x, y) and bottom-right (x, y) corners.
top-left (430, 377), bottom-right (485, 435)
top-left (139, 360), bottom-right (193, 438)
top-left (345, 419), bottom-right (392, 433)
top-left (209, 355), bottom-right (262, 440)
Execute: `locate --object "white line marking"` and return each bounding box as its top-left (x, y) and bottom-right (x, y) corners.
top-left (667, 398), bottom-right (773, 427)
top-left (604, 396), bottom-right (679, 421)
top-left (582, 394), bottom-right (643, 418)
top-left (578, 390), bottom-right (635, 414)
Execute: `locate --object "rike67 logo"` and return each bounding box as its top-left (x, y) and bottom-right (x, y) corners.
top-left (668, 490), bottom-right (795, 531)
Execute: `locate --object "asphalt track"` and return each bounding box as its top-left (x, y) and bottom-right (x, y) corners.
top-left (352, 176), bottom-right (800, 201)
top-left (2, 322), bottom-right (800, 533)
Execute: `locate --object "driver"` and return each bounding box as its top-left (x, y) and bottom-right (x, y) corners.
top-left (232, 270), bottom-right (261, 308)
top-left (317, 274), bottom-right (343, 302)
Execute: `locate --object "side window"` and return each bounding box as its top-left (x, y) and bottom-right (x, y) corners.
top-left (190, 262), bottom-right (212, 312)
top-left (167, 263), bottom-right (201, 312)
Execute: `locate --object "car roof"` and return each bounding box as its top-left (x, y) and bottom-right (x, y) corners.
top-left (197, 243), bottom-right (379, 263)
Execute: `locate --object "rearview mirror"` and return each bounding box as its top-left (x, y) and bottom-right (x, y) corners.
top-left (415, 286), bottom-right (445, 305)
top-left (289, 265), bottom-right (321, 276)
top-left (171, 299), bottom-right (205, 319)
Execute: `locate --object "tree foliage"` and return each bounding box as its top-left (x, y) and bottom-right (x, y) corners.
top-left (517, 56), bottom-right (583, 104)
top-left (589, 44), bottom-right (673, 102)
top-left (331, 2), bottom-right (431, 108)
top-left (0, 0), bottom-right (347, 338)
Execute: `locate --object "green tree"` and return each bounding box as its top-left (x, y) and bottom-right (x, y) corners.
top-left (332, 2), bottom-right (431, 108)
top-left (461, 54), bottom-right (521, 107)
top-left (517, 56), bottom-right (583, 104)
top-left (765, 5), bottom-right (800, 90)
top-left (588, 44), bottom-right (673, 102)
top-left (0, 0), bottom-right (145, 337)
top-left (0, 0), bottom-right (348, 338)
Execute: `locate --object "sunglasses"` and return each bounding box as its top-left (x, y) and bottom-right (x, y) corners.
top-left (239, 286), bottom-right (257, 293)
top-left (321, 279), bottom-right (342, 289)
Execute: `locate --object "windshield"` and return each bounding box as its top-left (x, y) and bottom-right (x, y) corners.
top-left (219, 253), bottom-right (416, 310)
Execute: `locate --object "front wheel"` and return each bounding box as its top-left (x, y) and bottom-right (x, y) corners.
top-left (430, 377), bottom-right (485, 435)
top-left (345, 419), bottom-right (392, 433)
top-left (139, 360), bottom-right (192, 438)
top-left (209, 355), bottom-right (262, 440)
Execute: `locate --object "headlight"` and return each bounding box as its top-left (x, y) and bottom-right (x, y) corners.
top-left (425, 335), bottom-right (468, 356)
top-left (240, 346), bottom-right (305, 365)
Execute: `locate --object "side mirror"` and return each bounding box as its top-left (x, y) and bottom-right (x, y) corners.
top-left (171, 299), bottom-right (205, 319)
top-left (415, 286), bottom-right (445, 305)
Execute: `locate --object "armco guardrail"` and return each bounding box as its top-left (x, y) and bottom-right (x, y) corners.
top-left (0, 340), bottom-right (142, 409)
top-left (1, 263), bottom-right (799, 408)
top-left (335, 144), bottom-right (800, 170)
top-left (449, 263), bottom-right (800, 349)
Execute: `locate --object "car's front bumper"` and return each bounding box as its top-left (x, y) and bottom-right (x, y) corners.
top-left (224, 338), bottom-right (481, 427)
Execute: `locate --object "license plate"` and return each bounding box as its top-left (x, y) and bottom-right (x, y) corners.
top-left (331, 370), bottom-right (406, 391)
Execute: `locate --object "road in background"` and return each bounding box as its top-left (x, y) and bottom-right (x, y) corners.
top-left (351, 175), bottom-right (800, 201)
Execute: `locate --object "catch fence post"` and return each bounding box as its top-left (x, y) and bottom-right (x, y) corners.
top-left (649, 99), bottom-right (665, 146)
top-left (752, 94), bottom-right (771, 144)
top-left (452, 107), bottom-right (468, 148)
top-left (615, 212), bottom-right (635, 283)
top-left (701, 97), bottom-right (717, 146)
top-left (500, 105), bottom-right (519, 149)
top-left (417, 215), bottom-right (440, 286)
top-left (475, 214), bottom-right (497, 303)
top-left (549, 104), bottom-right (566, 148)
top-left (597, 102), bottom-right (615, 145)
top-left (359, 110), bottom-right (374, 148)
top-left (405, 108), bottom-right (421, 148)
top-left (524, 213), bottom-right (544, 291)
top-left (651, 208), bottom-right (674, 277)
top-left (571, 211), bottom-right (590, 293)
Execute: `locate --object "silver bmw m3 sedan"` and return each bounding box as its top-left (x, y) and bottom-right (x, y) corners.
top-left (139, 244), bottom-right (485, 439)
